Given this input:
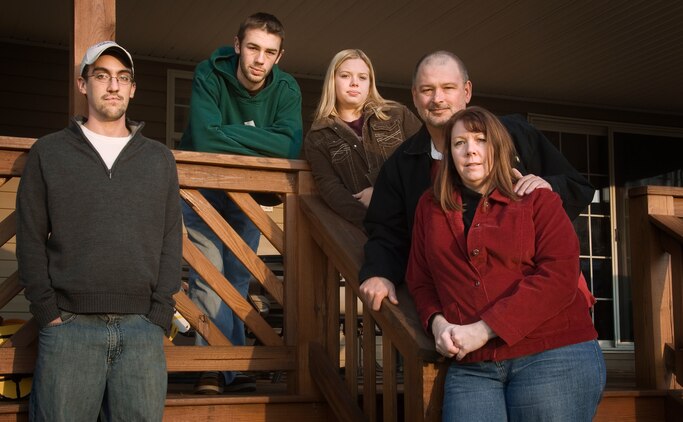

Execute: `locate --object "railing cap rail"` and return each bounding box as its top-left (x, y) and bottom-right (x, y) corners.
top-left (174, 150), bottom-right (309, 172)
top-left (628, 185), bottom-right (683, 199)
top-left (0, 136), bottom-right (35, 150)
top-left (0, 136), bottom-right (311, 173)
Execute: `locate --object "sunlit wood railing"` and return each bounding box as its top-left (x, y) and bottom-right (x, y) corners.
top-left (0, 135), bottom-right (446, 420)
top-left (2, 136), bottom-right (682, 420)
top-left (299, 195), bottom-right (446, 421)
top-left (0, 136), bottom-right (324, 401)
top-left (629, 185), bottom-right (683, 390)
top-left (0, 137), bottom-right (39, 377)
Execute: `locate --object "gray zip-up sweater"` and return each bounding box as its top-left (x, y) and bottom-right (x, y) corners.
top-left (16, 117), bottom-right (182, 332)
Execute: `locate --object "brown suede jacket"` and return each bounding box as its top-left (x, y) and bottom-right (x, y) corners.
top-left (303, 104), bottom-right (421, 228)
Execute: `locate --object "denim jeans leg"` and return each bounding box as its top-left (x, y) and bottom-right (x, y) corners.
top-left (442, 340), bottom-right (606, 422)
top-left (100, 315), bottom-right (167, 422)
top-left (220, 195), bottom-right (260, 347)
top-left (30, 312), bottom-right (107, 422)
top-left (182, 190), bottom-right (260, 385)
top-left (182, 196), bottom-right (229, 348)
top-left (506, 340), bottom-right (606, 422)
top-left (442, 361), bottom-right (508, 422)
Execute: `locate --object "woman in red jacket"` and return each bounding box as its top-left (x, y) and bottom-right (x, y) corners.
top-left (406, 106), bottom-right (605, 421)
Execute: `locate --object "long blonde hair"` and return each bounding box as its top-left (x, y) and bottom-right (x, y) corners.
top-left (313, 49), bottom-right (396, 122)
top-left (433, 107), bottom-right (519, 211)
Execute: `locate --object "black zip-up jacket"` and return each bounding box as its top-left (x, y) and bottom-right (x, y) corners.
top-left (16, 118), bottom-right (182, 332)
top-left (360, 115), bottom-right (595, 286)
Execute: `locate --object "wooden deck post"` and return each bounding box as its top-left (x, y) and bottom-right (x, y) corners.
top-left (628, 186), bottom-right (680, 389)
top-left (70, 0), bottom-right (117, 118)
top-left (285, 170), bottom-right (327, 396)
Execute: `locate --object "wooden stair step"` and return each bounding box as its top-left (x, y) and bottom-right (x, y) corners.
top-left (595, 389), bottom-right (682, 422)
top-left (2, 388), bottom-right (681, 421)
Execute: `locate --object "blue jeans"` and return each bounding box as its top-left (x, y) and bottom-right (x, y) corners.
top-left (442, 340), bottom-right (606, 422)
top-left (181, 190), bottom-right (260, 384)
top-left (30, 313), bottom-right (167, 422)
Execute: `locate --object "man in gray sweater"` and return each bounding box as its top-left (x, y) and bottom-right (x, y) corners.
top-left (16, 41), bottom-right (182, 422)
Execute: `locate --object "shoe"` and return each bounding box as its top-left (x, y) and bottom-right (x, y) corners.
top-left (224, 372), bottom-right (256, 393)
top-left (248, 294), bottom-right (270, 317)
top-left (194, 371), bottom-right (224, 394)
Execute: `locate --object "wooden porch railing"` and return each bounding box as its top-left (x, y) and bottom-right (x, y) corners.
top-left (629, 185), bottom-right (683, 390)
top-left (0, 135), bottom-right (446, 420)
top-left (7, 134), bottom-right (682, 420)
top-left (0, 136), bottom-right (328, 409)
top-left (299, 195), bottom-right (446, 421)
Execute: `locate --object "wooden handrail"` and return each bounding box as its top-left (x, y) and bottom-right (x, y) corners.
top-left (174, 149), bottom-right (309, 171)
top-left (299, 195), bottom-right (440, 361)
top-left (299, 194), bottom-right (445, 421)
top-left (650, 214), bottom-right (683, 244)
top-left (0, 137), bottom-right (320, 399)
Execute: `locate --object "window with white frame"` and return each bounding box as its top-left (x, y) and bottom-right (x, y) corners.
top-left (530, 114), bottom-right (683, 349)
top-left (165, 69), bottom-right (194, 149)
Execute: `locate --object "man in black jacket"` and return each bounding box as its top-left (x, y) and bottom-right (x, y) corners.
top-left (359, 51), bottom-right (594, 311)
top-left (17, 41), bottom-right (182, 422)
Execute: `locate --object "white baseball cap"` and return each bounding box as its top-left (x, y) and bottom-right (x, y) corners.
top-left (79, 41), bottom-right (134, 76)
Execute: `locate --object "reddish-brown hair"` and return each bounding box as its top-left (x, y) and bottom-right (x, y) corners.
top-left (433, 106), bottom-right (519, 211)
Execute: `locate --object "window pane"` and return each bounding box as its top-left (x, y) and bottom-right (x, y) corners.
top-left (589, 176), bottom-right (610, 215)
top-left (591, 216), bottom-right (611, 256)
top-left (580, 258), bottom-right (592, 291)
top-left (174, 105), bottom-right (190, 133)
top-left (594, 300), bottom-right (615, 341)
top-left (573, 216), bottom-right (589, 255)
top-left (176, 78), bottom-right (193, 105)
top-left (592, 258), bottom-right (613, 299)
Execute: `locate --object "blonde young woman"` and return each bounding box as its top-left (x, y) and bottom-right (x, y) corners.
top-left (304, 49), bottom-right (421, 228)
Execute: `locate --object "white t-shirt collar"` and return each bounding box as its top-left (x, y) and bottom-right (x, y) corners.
top-left (430, 140), bottom-right (443, 160)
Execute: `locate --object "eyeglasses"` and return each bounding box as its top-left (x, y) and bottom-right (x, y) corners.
top-left (88, 72), bottom-right (134, 85)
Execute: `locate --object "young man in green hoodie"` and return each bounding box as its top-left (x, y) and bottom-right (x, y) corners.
top-left (179, 12), bottom-right (303, 394)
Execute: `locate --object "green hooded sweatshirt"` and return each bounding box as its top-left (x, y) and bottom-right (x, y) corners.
top-left (179, 46), bottom-right (303, 158)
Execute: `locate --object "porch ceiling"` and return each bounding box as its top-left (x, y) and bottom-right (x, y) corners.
top-left (2, 0), bottom-right (683, 115)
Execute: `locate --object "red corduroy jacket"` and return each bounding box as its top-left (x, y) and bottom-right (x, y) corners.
top-left (406, 188), bottom-right (597, 363)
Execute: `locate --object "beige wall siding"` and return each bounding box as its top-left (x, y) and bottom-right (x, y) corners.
top-left (0, 43), bottom-right (70, 138)
top-left (0, 178), bottom-right (30, 321)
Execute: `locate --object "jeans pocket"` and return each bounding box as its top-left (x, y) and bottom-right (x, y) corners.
top-left (45, 311), bottom-right (77, 328)
top-left (139, 315), bottom-right (164, 332)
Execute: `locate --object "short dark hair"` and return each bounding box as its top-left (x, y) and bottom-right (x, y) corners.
top-left (413, 51), bottom-right (469, 86)
top-left (237, 12), bottom-right (285, 49)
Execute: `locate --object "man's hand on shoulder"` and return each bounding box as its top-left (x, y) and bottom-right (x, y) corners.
top-left (359, 276), bottom-right (398, 311)
top-left (513, 168), bottom-right (552, 196)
